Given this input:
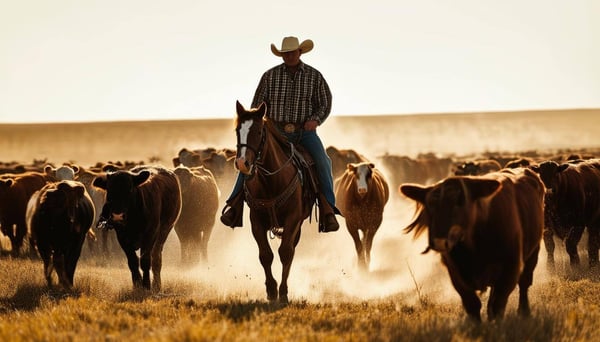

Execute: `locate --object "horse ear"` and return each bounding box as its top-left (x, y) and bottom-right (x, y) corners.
top-left (236, 101), bottom-right (244, 116)
top-left (257, 102), bottom-right (267, 116)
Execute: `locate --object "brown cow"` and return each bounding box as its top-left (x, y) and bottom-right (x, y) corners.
top-left (27, 180), bottom-right (95, 289)
top-left (531, 159), bottom-right (600, 268)
top-left (173, 165), bottom-right (219, 265)
top-left (453, 159), bottom-right (502, 176)
top-left (335, 162), bottom-right (389, 272)
top-left (378, 153), bottom-right (453, 192)
top-left (93, 166), bottom-right (181, 290)
top-left (400, 167), bottom-right (545, 321)
top-left (327, 146), bottom-right (369, 180)
top-left (0, 172), bottom-right (48, 256)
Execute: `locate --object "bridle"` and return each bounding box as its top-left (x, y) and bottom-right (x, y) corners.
top-left (235, 118), bottom-right (295, 176)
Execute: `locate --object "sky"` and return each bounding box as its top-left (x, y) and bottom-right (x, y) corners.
top-left (1, 0), bottom-right (599, 123)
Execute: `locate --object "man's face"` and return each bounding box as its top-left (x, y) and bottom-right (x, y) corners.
top-left (282, 49), bottom-right (301, 67)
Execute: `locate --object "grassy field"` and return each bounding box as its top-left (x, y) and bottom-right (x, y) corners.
top-left (2, 109), bottom-right (600, 341)
top-left (2, 256), bottom-right (600, 341)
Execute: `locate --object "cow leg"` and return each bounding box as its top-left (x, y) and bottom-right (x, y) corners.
top-left (252, 224), bottom-right (277, 301)
top-left (565, 225), bottom-right (584, 265)
top-left (65, 237), bottom-right (85, 287)
top-left (116, 231), bottom-right (142, 288)
top-left (123, 248), bottom-right (142, 288)
top-left (487, 274), bottom-right (518, 321)
top-left (140, 250), bottom-right (152, 290)
top-left (151, 243), bottom-right (165, 292)
top-left (444, 259), bottom-right (482, 321)
top-left (38, 244), bottom-right (53, 286)
top-left (587, 226), bottom-right (600, 267)
top-left (363, 228), bottom-right (378, 272)
top-left (54, 253), bottom-right (71, 289)
top-left (517, 245), bottom-right (540, 317)
top-left (543, 228), bottom-right (555, 269)
top-left (200, 230), bottom-right (211, 263)
top-left (347, 226), bottom-right (365, 271)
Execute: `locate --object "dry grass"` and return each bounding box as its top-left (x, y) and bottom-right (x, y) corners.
top-left (2, 257), bottom-right (600, 341)
top-left (2, 109), bottom-right (600, 341)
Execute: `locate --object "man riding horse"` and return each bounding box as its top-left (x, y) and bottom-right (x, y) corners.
top-left (220, 36), bottom-right (340, 233)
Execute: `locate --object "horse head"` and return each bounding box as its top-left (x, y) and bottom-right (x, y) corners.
top-left (234, 101), bottom-right (267, 175)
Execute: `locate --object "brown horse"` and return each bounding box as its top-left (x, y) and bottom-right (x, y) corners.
top-left (233, 101), bottom-right (316, 303)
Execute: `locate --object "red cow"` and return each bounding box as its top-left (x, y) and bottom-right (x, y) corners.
top-left (0, 172), bottom-right (48, 256)
top-left (335, 162), bottom-right (389, 272)
top-left (173, 166), bottom-right (219, 265)
top-left (400, 168), bottom-right (545, 321)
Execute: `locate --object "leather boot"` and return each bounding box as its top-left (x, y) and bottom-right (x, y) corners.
top-left (317, 193), bottom-right (339, 233)
top-left (220, 191), bottom-right (244, 228)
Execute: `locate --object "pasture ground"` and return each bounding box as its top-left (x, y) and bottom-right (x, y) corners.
top-left (2, 109), bottom-right (600, 341)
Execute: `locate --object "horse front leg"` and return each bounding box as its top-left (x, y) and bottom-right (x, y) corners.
top-left (252, 224), bottom-right (277, 301)
top-left (278, 224), bottom-right (301, 304)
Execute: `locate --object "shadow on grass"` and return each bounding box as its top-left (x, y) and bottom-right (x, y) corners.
top-left (214, 300), bottom-right (288, 322)
top-left (0, 283), bottom-right (81, 312)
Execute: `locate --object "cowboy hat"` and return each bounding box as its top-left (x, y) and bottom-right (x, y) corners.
top-left (270, 36), bottom-right (314, 57)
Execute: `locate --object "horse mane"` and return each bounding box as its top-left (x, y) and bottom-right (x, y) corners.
top-left (264, 118), bottom-right (291, 146)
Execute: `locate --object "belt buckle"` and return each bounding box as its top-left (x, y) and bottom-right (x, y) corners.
top-left (284, 123), bottom-right (296, 133)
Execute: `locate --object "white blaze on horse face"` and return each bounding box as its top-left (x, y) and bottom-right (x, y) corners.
top-left (236, 119), bottom-right (253, 172)
top-left (355, 164), bottom-right (370, 195)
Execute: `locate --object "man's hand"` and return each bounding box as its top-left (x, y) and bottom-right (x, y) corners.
top-left (304, 120), bottom-right (319, 131)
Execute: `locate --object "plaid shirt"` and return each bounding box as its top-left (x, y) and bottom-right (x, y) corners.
top-left (251, 61), bottom-right (332, 125)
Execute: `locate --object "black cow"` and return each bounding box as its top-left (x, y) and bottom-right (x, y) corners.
top-left (93, 166), bottom-right (182, 290)
top-left (27, 180), bottom-right (95, 289)
top-left (532, 159), bottom-right (600, 268)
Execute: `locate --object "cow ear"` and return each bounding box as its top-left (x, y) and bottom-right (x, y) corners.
top-left (57, 181), bottom-right (70, 191)
top-left (133, 170), bottom-right (151, 186)
top-left (102, 164), bottom-right (119, 173)
top-left (466, 178), bottom-right (501, 200)
top-left (0, 178), bottom-right (13, 188)
top-left (530, 165), bottom-right (540, 173)
top-left (71, 164), bottom-right (80, 174)
top-left (74, 184), bottom-right (85, 197)
top-left (557, 164), bottom-right (569, 173)
top-left (400, 183), bottom-right (430, 203)
top-left (93, 175), bottom-right (107, 190)
top-left (44, 165), bottom-right (54, 175)
top-left (369, 163), bottom-right (375, 169)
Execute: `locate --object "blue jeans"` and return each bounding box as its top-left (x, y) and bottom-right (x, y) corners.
top-left (226, 129), bottom-right (336, 209)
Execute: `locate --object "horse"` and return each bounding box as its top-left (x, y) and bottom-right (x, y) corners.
top-left (233, 100), bottom-right (317, 303)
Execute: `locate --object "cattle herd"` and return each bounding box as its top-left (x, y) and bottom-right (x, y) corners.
top-left (2, 144), bottom-right (600, 321)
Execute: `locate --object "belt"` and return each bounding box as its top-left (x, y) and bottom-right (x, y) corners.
top-left (275, 122), bottom-right (303, 133)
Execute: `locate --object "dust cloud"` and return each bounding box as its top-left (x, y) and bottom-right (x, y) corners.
top-left (3, 109), bottom-right (599, 304)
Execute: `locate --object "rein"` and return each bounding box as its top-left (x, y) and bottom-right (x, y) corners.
top-left (239, 122), bottom-right (303, 232)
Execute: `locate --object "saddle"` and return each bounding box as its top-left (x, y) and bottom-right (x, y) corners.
top-left (265, 119), bottom-right (320, 201)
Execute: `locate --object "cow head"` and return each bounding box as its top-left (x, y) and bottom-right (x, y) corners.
top-left (41, 181), bottom-right (86, 230)
top-left (93, 170), bottom-right (151, 224)
top-left (530, 161), bottom-right (569, 192)
top-left (400, 176), bottom-right (501, 253)
top-left (347, 162), bottom-right (375, 196)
